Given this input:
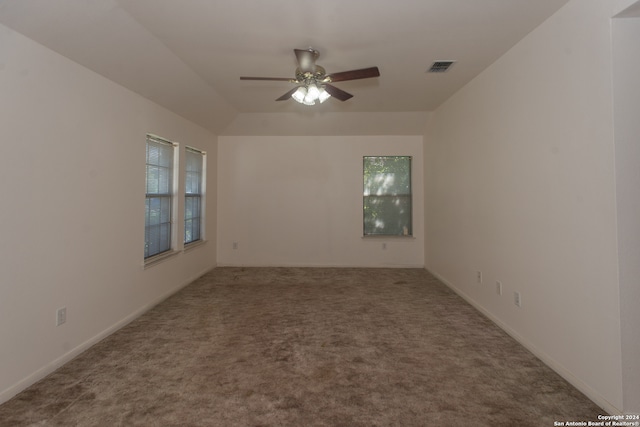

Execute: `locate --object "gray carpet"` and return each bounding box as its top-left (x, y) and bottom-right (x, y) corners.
top-left (0, 267), bottom-right (602, 426)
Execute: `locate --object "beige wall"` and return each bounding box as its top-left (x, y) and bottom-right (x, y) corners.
top-left (424, 0), bottom-right (626, 413)
top-left (218, 135), bottom-right (424, 267)
top-left (222, 112), bottom-right (430, 136)
top-left (612, 4), bottom-right (640, 414)
top-left (0, 24), bottom-right (218, 402)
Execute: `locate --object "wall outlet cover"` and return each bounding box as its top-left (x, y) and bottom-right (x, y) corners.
top-left (56, 307), bottom-right (67, 326)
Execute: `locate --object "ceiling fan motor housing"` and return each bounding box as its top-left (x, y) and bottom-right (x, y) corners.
top-left (295, 65), bottom-right (328, 85)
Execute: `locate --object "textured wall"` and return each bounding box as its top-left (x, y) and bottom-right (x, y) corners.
top-left (0, 24), bottom-right (218, 403)
top-left (217, 135), bottom-right (424, 267)
top-left (424, 0), bottom-right (624, 413)
top-left (612, 9), bottom-right (640, 414)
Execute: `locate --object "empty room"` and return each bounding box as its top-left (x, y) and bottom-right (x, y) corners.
top-left (0, 0), bottom-right (639, 425)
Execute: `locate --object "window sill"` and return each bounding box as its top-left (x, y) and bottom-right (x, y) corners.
top-left (143, 250), bottom-right (180, 269)
top-left (184, 239), bottom-right (207, 253)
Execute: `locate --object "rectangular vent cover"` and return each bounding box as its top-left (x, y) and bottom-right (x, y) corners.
top-left (428, 61), bottom-right (456, 73)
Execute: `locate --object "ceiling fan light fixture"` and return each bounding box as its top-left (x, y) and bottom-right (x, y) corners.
top-left (292, 83), bottom-right (330, 105)
top-left (291, 86), bottom-right (307, 103)
top-left (303, 83), bottom-right (320, 105)
top-left (307, 84), bottom-right (320, 99)
top-left (318, 86), bottom-right (331, 103)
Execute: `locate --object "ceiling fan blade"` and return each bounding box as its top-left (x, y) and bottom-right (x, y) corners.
top-left (294, 48), bottom-right (317, 72)
top-left (327, 67), bottom-right (380, 82)
top-left (324, 84), bottom-right (353, 101)
top-left (275, 87), bottom-right (299, 101)
top-left (240, 76), bottom-right (293, 81)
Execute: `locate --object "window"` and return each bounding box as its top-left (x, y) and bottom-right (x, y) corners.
top-left (145, 135), bottom-right (176, 259)
top-left (184, 147), bottom-right (204, 245)
top-left (363, 156), bottom-right (412, 236)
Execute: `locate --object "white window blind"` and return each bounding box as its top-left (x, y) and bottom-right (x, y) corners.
top-left (363, 156), bottom-right (412, 236)
top-left (184, 147), bottom-right (204, 245)
top-left (145, 135), bottom-right (175, 258)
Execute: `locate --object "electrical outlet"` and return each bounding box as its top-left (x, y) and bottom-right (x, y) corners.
top-left (56, 307), bottom-right (67, 326)
top-left (496, 281), bottom-right (502, 295)
top-left (232, 242), bottom-right (238, 250)
top-left (476, 271), bottom-right (482, 284)
top-left (514, 292), bottom-right (522, 307)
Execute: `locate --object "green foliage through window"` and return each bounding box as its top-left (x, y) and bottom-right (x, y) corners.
top-left (363, 156), bottom-right (412, 236)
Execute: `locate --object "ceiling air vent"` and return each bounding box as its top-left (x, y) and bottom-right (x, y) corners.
top-left (428, 61), bottom-right (456, 73)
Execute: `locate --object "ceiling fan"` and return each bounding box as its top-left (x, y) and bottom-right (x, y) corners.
top-left (240, 48), bottom-right (380, 105)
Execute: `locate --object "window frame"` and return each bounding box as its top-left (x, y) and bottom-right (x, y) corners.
top-left (184, 146), bottom-right (206, 247)
top-left (144, 134), bottom-right (179, 263)
top-left (363, 155), bottom-right (413, 237)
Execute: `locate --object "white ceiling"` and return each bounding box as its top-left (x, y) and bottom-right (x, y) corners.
top-left (0, 0), bottom-right (571, 133)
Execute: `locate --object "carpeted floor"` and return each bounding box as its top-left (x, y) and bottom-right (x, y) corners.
top-left (0, 267), bottom-right (603, 426)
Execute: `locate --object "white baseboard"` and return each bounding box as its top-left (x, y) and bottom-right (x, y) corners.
top-left (215, 262), bottom-right (425, 269)
top-left (0, 265), bottom-right (216, 405)
top-left (425, 267), bottom-right (623, 416)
